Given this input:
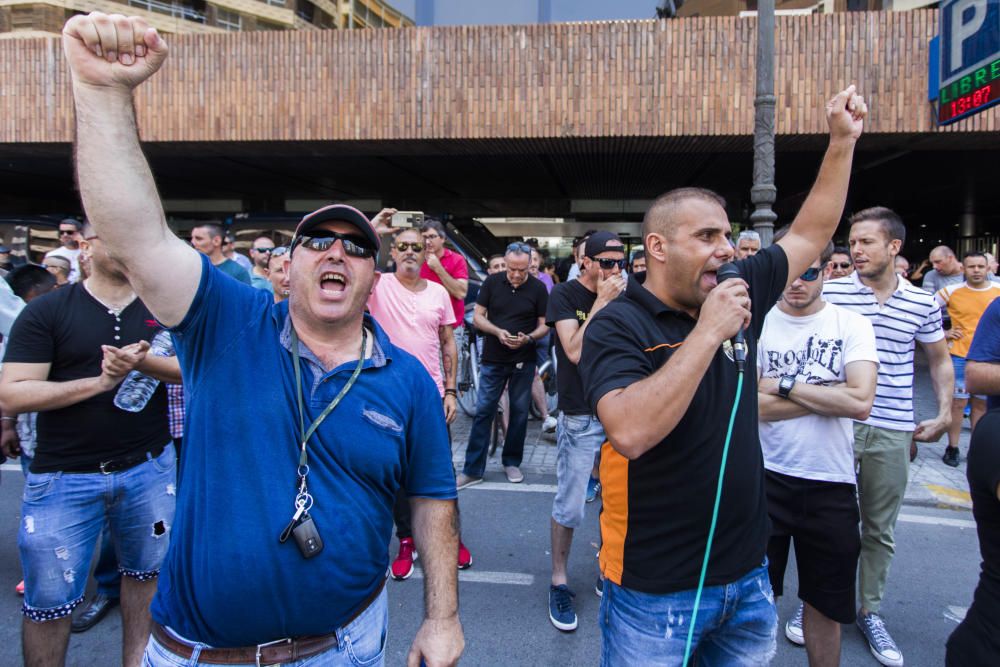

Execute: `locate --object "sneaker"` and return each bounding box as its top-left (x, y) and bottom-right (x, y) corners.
top-left (391, 537), bottom-right (417, 580)
top-left (456, 473), bottom-right (483, 490)
top-left (595, 577), bottom-right (604, 598)
top-left (548, 584), bottom-right (578, 631)
top-left (15, 580), bottom-right (24, 596)
top-left (457, 542), bottom-right (472, 570)
top-left (586, 477), bottom-right (601, 503)
top-left (942, 446), bottom-right (960, 467)
top-left (542, 416), bottom-right (557, 433)
top-left (784, 603), bottom-right (805, 646)
top-left (857, 611), bottom-right (904, 667)
top-left (504, 466), bottom-right (524, 483)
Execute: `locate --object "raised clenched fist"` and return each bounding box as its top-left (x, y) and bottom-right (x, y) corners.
top-left (62, 12), bottom-right (168, 90)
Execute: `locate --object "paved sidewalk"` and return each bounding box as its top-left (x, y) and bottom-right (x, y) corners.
top-left (449, 348), bottom-right (974, 509)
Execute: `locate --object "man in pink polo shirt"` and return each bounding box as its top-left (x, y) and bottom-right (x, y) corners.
top-left (420, 220), bottom-right (469, 329)
top-left (368, 227), bottom-right (472, 580)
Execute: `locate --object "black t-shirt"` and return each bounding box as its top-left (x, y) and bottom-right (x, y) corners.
top-left (476, 273), bottom-right (548, 365)
top-left (3, 283), bottom-right (170, 472)
top-left (545, 279), bottom-right (597, 415)
top-left (580, 244), bottom-right (788, 594)
top-left (957, 408), bottom-right (1000, 657)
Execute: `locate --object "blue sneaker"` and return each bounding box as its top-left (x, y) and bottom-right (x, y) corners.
top-left (548, 585), bottom-right (577, 631)
top-left (586, 477), bottom-right (601, 503)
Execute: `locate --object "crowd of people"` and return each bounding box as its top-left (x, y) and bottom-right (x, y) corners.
top-left (0, 11), bottom-right (998, 667)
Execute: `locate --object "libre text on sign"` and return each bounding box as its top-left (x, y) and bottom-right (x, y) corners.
top-left (938, 0), bottom-right (1000, 125)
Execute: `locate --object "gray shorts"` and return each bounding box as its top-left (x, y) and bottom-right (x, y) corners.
top-left (552, 413), bottom-right (605, 529)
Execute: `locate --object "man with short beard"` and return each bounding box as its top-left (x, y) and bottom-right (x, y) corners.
top-left (0, 220), bottom-right (180, 667)
top-left (248, 236), bottom-right (276, 292)
top-left (189, 223), bottom-right (251, 285)
top-left (44, 219), bottom-right (84, 283)
top-left (367, 228), bottom-right (473, 579)
top-left (823, 207), bottom-right (954, 666)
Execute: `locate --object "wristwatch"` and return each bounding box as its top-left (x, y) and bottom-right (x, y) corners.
top-left (777, 375), bottom-right (796, 399)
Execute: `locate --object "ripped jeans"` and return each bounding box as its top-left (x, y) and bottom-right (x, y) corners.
top-left (600, 561), bottom-right (777, 666)
top-left (19, 443), bottom-right (177, 622)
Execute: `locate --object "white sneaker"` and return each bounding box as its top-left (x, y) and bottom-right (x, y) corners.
top-left (542, 416), bottom-right (557, 433)
top-left (504, 466), bottom-right (524, 483)
top-left (784, 603), bottom-right (805, 646)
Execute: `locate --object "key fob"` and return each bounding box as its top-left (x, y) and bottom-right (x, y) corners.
top-left (292, 513), bottom-right (324, 558)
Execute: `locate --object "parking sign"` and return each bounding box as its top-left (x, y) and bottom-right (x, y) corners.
top-left (938, 0), bottom-right (1000, 124)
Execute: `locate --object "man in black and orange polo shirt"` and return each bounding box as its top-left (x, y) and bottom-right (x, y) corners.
top-left (579, 86), bottom-right (868, 665)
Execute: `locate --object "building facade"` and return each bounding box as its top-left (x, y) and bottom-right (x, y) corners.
top-left (0, 0), bottom-right (411, 37)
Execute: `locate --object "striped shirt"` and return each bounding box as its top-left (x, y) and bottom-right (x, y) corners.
top-left (823, 272), bottom-right (944, 431)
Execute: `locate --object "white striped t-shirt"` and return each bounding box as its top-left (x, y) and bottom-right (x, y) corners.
top-left (822, 272), bottom-right (944, 431)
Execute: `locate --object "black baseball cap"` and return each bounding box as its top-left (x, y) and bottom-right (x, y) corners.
top-left (585, 231), bottom-right (625, 258)
top-left (292, 204), bottom-right (380, 256)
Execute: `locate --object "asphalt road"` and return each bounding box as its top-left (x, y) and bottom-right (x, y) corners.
top-left (0, 468), bottom-right (981, 666)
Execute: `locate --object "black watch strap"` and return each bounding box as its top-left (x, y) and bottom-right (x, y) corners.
top-left (778, 375), bottom-right (796, 399)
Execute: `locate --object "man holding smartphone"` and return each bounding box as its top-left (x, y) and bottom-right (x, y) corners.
top-left (458, 243), bottom-right (549, 487)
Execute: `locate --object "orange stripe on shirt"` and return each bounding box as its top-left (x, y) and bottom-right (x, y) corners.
top-left (644, 341), bottom-right (684, 352)
top-left (599, 440), bottom-right (629, 586)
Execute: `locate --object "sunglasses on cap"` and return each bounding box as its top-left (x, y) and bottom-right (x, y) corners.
top-left (799, 267), bottom-right (822, 281)
top-left (831, 262), bottom-right (851, 269)
top-left (292, 232), bottom-right (376, 258)
top-left (395, 242), bottom-right (424, 252)
top-left (506, 242), bottom-right (532, 254)
top-left (592, 258), bottom-right (626, 270)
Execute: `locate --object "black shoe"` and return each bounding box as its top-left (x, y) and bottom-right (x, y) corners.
top-left (942, 446), bottom-right (960, 467)
top-left (71, 593), bottom-right (119, 633)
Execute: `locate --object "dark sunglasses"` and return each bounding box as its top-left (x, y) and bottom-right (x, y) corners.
top-left (59, 229), bottom-right (77, 236)
top-left (271, 246), bottom-right (289, 257)
top-left (293, 233), bottom-right (375, 258)
top-left (506, 242), bottom-right (532, 254)
top-left (252, 247), bottom-right (275, 254)
top-left (593, 258), bottom-right (626, 270)
top-left (831, 262), bottom-right (852, 269)
top-left (395, 242), bottom-right (424, 252)
top-left (799, 267), bottom-right (822, 281)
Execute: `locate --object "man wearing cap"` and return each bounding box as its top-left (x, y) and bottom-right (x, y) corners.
top-left (44, 219), bottom-right (84, 283)
top-left (44, 255), bottom-right (72, 288)
top-left (60, 13), bottom-right (463, 667)
top-left (189, 223), bottom-right (251, 285)
top-left (457, 241), bottom-right (549, 488)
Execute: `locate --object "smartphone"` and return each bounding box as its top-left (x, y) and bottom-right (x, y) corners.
top-left (391, 211), bottom-right (425, 228)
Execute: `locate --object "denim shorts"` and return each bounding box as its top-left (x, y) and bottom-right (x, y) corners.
top-left (19, 443), bottom-right (177, 622)
top-left (552, 413), bottom-right (605, 529)
top-left (952, 355), bottom-right (986, 400)
top-left (600, 562), bottom-right (778, 666)
top-left (143, 588), bottom-right (388, 667)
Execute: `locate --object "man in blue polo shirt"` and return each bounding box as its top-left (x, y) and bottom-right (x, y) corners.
top-left (62, 13), bottom-right (463, 667)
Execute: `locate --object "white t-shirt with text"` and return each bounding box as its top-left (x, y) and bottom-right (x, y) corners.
top-left (758, 301), bottom-right (879, 484)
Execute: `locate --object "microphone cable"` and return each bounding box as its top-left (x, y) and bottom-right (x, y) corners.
top-left (682, 368), bottom-right (745, 667)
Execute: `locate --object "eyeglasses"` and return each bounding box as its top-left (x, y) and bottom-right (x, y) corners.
top-left (293, 232), bottom-right (376, 258)
top-left (593, 258), bottom-right (626, 270)
top-left (831, 262), bottom-right (852, 270)
top-left (252, 247), bottom-right (275, 254)
top-left (506, 242), bottom-right (532, 254)
top-left (395, 242), bottom-right (424, 252)
top-left (799, 267), bottom-right (822, 281)
top-left (421, 233), bottom-right (441, 241)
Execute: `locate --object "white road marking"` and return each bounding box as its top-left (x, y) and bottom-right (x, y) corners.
top-left (409, 569), bottom-right (534, 586)
top-left (897, 513), bottom-right (976, 529)
top-left (0, 463), bottom-right (21, 472)
top-left (944, 605), bottom-right (968, 624)
top-left (462, 482), bottom-right (557, 493)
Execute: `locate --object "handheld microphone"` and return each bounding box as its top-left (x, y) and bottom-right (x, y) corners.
top-left (715, 262), bottom-right (747, 373)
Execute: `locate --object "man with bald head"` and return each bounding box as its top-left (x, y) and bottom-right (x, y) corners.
top-left (248, 235), bottom-right (276, 291)
top-left (922, 245), bottom-right (964, 294)
top-left (579, 86), bottom-right (868, 664)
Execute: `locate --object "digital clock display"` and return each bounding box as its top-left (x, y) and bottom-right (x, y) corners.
top-left (938, 56), bottom-right (1000, 125)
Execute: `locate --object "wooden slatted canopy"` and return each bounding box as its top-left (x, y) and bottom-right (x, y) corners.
top-left (2, 9), bottom-right (997, 144)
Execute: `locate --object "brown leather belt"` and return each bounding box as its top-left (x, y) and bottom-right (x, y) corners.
top-left (152, 578), bottom-right (387, 665)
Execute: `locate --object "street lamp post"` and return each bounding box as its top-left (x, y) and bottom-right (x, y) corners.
top-left (751, 0), bottom-right (777, 246)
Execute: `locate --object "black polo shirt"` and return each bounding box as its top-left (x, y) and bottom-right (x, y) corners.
top-left (580, 244), bottom-right (788, 594)
top-left (476, 272), bottom-right (548, 365)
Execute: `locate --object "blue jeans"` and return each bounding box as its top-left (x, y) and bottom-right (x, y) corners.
top-left (463, 361), bottom-right (534, 477)
top-left (19, 444), bottom-right (176, 621)
top-left (142, 589), bottom-right (388, 667)
top-left (95, 523), bottom-right (122, 599)
top-left (552, 414), bottom-right (605, 529)
top-left (600, 563), bottom-right (777, 666)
